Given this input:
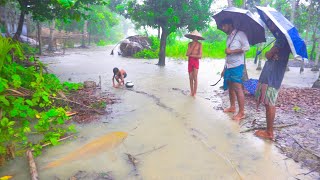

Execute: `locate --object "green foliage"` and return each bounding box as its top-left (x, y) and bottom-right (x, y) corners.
top-left (202, 26), bottom-right (226, 43)
top-left (124, 0), bottom-right (214, 65)
top-left (126, 0), bottom-right (213, 33)
top-left (166, 40), bottom-right (257, 59)
top-left (293, 105), bottom-right (301, 112)
top-left (55, 5), bottom-right (122, 44)
top-left (96, 40), bottom-right (108, 46)
top-left (62, 82), bottom-right (83, 91)
top-left (133, 49), bottom-right (159, 59)
top-left (133, 36), bottom-right (159, 59)
top-left (20, 43), bottom-right (39, 55)
top-left (0, 23), bottom-right (5, 33)
top-left (233, 0), bottom-right (244, 7)
top-left (0, 36), bottom-right (77, 164)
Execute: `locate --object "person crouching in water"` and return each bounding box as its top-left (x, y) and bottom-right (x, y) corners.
top-left (185, 30), bottom-right (204, 97)
top-left (112, 67), bottom-right (127, 88)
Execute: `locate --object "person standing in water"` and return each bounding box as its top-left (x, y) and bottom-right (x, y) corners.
top-left (220, 18), bottom-right (250, 122)
top-left (185, 30), bottom-right (204, 97)
top-left (254, 19), bottom-right (291, 140)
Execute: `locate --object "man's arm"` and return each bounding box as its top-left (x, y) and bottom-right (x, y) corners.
top-left (265, 46), bottom-right (279, 60)
top-left (225, 32), bottom-right (249, 55)
top-left (112, 76), bottom-right (116, 87)
top-left (189, 43), bottom-right (202, 59)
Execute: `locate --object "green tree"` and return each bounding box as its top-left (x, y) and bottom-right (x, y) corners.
top-left (0, 0), bottom-right (107, 40)
top-left (124, 0), bottom-right (214, 66)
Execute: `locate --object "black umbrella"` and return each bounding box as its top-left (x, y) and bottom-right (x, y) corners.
top-left (212, 7), bottom-right (266, 45)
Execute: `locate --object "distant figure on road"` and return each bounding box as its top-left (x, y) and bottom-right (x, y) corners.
top-left (185, 30), bottom-right (204, 97)
top-left (112, 67), bottom-right (127, 88)
top-left (220, 19), bottom-right (250, 122)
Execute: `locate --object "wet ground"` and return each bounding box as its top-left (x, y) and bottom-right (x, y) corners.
top-left (0, 46), bottom-right (319, 179)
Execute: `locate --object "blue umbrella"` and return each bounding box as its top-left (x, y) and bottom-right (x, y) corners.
top-left (256, 6), bottom-right (308, 61)
top-left (213, 7), bottom-right (266, 45)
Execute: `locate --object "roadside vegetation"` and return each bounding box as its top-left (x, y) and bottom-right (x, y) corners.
top-left (0, 36), bottom-right (79, 166)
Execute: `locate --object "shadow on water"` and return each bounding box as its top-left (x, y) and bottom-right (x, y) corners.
top-left (1, 46), bottom-right (318, 179)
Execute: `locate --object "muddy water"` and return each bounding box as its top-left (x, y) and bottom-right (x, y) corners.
top-left (1, 47), bottom-right (318, 180)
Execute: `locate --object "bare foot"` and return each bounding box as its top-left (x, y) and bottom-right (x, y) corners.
top-left (223, 107), bottom-right (236, 113)
top-left (254, 130), bottom-right (274, 140)
top-left (232, 113), bottom-right (245, 122)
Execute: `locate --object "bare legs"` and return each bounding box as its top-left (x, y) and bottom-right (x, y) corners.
top-left (223, 82), bottom-right (245, 122)
top-left (189, 68), bottom-right (198, 97)
top-left (255, 105), bottom-right (275, 140)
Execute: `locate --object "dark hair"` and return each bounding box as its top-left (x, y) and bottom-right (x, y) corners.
top-left (113, 67), bottom-right (119, 75)
top-left (221, 19), bottom-right (233, 26)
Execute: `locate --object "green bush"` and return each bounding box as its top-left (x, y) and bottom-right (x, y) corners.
top-left (96, 40), bottom-right (108, 46)
top-left (166, 40), bottom-right (260, 59)
top-left (133, 36), bottom-right (159, 59)
top-left (202, 26), bottom-right (226, 43)
top-left (0, 36), bottom-right (77, 165)
top-left (133, 49), bottom-right (158, 59)
top-left (20, 43), bottom-right (39, 55)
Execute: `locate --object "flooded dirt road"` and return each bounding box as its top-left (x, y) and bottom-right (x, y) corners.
top-left (1, 47), bottom-right (318, 179)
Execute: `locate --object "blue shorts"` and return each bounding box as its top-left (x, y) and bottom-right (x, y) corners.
top-left (223, 64), bottom-right (244, 90)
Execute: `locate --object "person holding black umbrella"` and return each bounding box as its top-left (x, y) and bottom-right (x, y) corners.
top-left (254, 20), bottom-right (291, 140)
top-left (220, 18), bottom-right (250, 122)
top-left (254, 6), bottom-right (308, 140)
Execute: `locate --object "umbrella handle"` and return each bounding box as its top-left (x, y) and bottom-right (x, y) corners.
top-left (254, 39), bottom-right (276, 64)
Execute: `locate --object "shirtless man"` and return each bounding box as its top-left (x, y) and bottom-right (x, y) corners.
top-left (112, 67), bottom-right (127, 88)
top-left (185, 30), bottom-right (204, 97)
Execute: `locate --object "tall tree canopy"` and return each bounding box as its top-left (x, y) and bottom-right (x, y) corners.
top-left (1, 0), bottom-right (108, 40)
top-left (124, 0), bottom-right (214, 66)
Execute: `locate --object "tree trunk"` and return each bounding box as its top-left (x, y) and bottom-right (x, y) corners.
top-left (290, 0), bottom-right (296, 23)
top-left (311, 39), bottom-right (320, 72)
top-left (88, 22), bottom-right (91, 46)
top-left (37, 22), bottom-right (42, 55)
top-left (304, 0), bottom-right (313, 47)
top-left (157, 27), bottom-right (168, 66)
top-left (228, 0), bottom-right (233, 7)
top-left (13, 9), bottom-right (25, 40)
top-left (310, 28), bottom-right (317, 61)
top-left (256, 45), bottom-right (263, 70)
top-left (48, 20), bottom-right (55, 52)
top-left (81, 20), bottom-right (88, 48)
top-left (242, 0), bottom-right (246, 8)
top-left (157, 26), bottom-right (160, 39)
top-left (242, 57), bottom-right (249, 81)
top-left (312, 61), bottom-right (320, 87)
top-left (3, 5), bottom-right (7, 34)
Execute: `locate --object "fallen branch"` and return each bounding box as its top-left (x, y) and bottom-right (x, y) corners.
top-left (50, 96), bottom-right (105, 115)
top-left (126, 153), bottom-right (138, 167)
top-left (40, 135), bottom-right (74, 148)
top-left (296, 167), bottom-right (319, 176)
top-left (31, 135), bottom-right (74, 151)
top-left (66, 111), bottom-right (78, 117)
top-left (26, 150), bottom-right (39, 180)
top-left (240, 123), bottom-right (298, 133)
top-left (289, 135), bottom-right (320, 159)
top-left (135, 145), bottom-right (167, 157)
